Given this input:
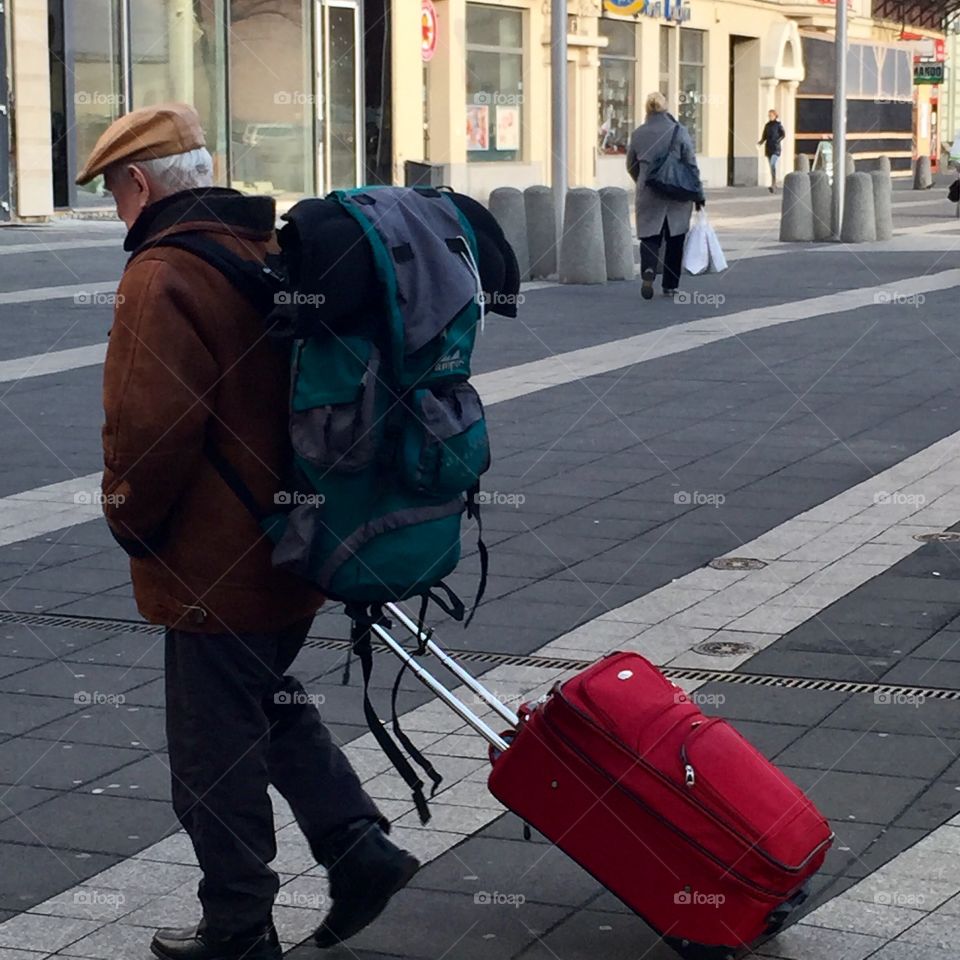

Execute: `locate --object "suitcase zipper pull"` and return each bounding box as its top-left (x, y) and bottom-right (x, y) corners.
top-left (685, 764), bottom-right (696, 788)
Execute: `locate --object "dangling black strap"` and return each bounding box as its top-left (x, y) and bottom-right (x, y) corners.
top-left (349, 610), bottom-right (431, 824)
top-left (465, 485), bottom-right (488, 627)
top-left (390, 660), bottom-right (443, 799)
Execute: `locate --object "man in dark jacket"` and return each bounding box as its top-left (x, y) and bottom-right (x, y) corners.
top-left (759, 110), bottom-right (786, 193)
top-left (77, 103), bottom-right (418, 960)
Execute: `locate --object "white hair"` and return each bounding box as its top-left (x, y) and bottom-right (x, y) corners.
top-left (136, 147), bottom-right (214, 193)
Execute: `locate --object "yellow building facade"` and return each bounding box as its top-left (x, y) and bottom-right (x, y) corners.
top-left (0, 0), bottom-right (946, 220)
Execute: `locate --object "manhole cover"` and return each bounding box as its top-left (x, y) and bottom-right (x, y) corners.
top-left (693, 640), bottom-right (759, 657)
top-left (913, 532), bottom-right (960, 543)
top-left (708, 557), bottom-right (767, 571)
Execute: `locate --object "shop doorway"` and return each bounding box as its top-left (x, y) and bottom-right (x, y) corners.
top-left (315, 0), bottom-right (364, 192)
top-left (0, 2), bottom-right (10, 220)
top-left (728, 35), bottom-right (760, 186)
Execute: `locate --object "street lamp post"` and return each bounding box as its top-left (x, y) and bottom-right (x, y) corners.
top-left (831, 0), bottom-right (847, 239)
top-left (551, 0), bottom-right (568, 234)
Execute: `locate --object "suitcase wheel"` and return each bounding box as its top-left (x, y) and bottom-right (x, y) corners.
top-left (764, 883), bottom-right (810, 936)
top-left (663, 937), bottom-right (737, 960)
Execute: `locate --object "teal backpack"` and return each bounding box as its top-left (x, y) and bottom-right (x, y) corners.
top-left (269, 187), bottom-right (491, 619)
top-left (147, 187), bottom-right (520, 821)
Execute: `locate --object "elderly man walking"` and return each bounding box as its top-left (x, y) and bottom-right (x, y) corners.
top-left (77, 103), bottom-right (418, 960)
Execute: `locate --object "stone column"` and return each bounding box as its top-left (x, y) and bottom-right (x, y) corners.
top-left (423, 0), bottom-right (467, 191)
top-left (11, 0), bottom-right (53, 217)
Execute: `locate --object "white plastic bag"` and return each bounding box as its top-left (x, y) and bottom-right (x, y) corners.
top-left (682, 210), bottom-right (709, 275)
top-left (705, 215), bottom-right (728, 273)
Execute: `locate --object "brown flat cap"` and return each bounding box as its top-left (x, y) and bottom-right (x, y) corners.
top-left (75, 102), bottom-right (206, 185)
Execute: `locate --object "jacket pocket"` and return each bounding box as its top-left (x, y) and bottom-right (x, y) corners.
top-left (399, 382), bottom-right (489, 498)
top-left (290, 336), bottom-right (382, 473)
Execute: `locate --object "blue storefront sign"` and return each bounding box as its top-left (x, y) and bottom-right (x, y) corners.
top-left (603, 0), bottom-right (692, 21)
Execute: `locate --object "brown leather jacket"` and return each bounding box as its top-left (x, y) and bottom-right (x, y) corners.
top-left (102, 188), bottom-right (323, 633)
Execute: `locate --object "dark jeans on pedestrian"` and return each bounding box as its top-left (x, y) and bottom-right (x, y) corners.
top-left (639, 218), bottom-right (686, 292)
top-left (165, 617), bottom-right (382, 934)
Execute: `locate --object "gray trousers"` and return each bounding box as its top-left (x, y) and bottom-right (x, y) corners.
top-left (165, 617), bottom-right (381, 934)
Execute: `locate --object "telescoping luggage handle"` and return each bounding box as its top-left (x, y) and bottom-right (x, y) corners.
top-left (376, 601), bottom-right (518, 753)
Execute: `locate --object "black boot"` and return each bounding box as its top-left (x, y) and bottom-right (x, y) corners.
top-left (313, 820), bottom-right (420, 948)
top-left (150, 920), bottom-right (281, 960)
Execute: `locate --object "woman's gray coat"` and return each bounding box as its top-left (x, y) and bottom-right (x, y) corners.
top-left (626, 112), bottom-right (700, 239)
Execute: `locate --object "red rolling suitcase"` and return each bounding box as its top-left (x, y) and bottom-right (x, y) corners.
top-left (373, 606), bottom-right (834, 960)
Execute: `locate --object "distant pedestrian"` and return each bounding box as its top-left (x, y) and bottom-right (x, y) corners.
top-left (627, 91), bottom-right (703, 301)
top-left (76, 103), bottom-right (418, 960)
top-left (759, 110), bottom-right (786, 193)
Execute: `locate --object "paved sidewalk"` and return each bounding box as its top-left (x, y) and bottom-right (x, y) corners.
top-left (1, 193), bottom-right (960, 958)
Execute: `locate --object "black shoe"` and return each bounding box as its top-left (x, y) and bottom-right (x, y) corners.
top-left (314, 821), bottom-right (420, 948)
top-left (641, 268), bottom-right (655, 300)
top-left (150, 921), bottom-right (280, 960)
top-left (768, 185), bottom-right (775, 193)
top-left (662, 288), bottom-right (678, 298)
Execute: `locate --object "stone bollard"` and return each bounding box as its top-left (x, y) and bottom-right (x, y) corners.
top-left (779, 172), bottom-right (814, 242)
top-left (810, 170), bottom-right (832, 241)
top-left (871, 169), bottom-right (893, 241)
top-left (914, 156), bottom-right (932, 190)
top-left (841, 172), bottom-right (876, 243)
top-left (845, 153), bottom-right (856, 176)
top-left (874, 156), bottom-right (892, 175)
top-left (558, 188), bottom-right (607, 284)
top-left (795, 154), bottom-right (811, 173)
top-left (488, 187), bottom-right (530, 281)
top-left (598, 187), bottom-right (634, 281)
top-left (523, 186), bottom-right (557, 280)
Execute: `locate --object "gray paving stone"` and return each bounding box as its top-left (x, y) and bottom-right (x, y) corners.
top-left (0, 792), bottom-right (176, 856)
top-left (780, 766), bottom-right (928, 824)
top-left (28, 704), bottom-right (165, 751)
top-left (0, 737), bottom-right (145, 790)
top-left (0, 661), bottom-right (159, 699)
top-left (514, 908), bottom-right (677, 960)
top-left (58, 921), bottom-right (154, 959)
top-left (0, 912), bottom-right (104, 953)
top-left (869, 943), bottom-right (959, 960)
top-left (408, 835), bottom-right (601, 907)
top-left (775, 728), bottom-right (959, 780)
top-left (336, 887), bottom-right (568, 960)
top-left (756, 924), bottom-right (887, 959)
top-left (823, 693), bottom-right (960, 739)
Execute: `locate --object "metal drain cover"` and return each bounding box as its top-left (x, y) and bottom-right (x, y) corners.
top-left (708, 557), bottom-right (767, 571)
top-left (693, 639), bottom-right (759, 657)
top-left (913, 532), bottom-right (960, 543)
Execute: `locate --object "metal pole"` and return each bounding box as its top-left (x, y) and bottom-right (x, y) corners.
top-left (831, 0), bottom-right (847, 239)
top-left (551, 0), bottom-right (568, 234)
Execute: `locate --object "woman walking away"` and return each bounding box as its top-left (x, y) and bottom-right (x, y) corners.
top-left (627, 92), bottom-right (703, 301)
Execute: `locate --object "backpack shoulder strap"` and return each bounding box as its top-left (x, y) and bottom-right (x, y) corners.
top-left (130, 233), bottom-right (283, 527)
top-left (130, 233), bottom-right (282, 315)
